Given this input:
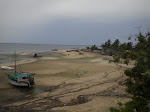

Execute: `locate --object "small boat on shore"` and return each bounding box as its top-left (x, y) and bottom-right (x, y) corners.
top-left (8, 52), bottom-right (34, 87)
top-left (52, 49), bottom-right (58, 51)
top-left (1, 66), bottom-right (14, 70)
top-left (8, 72), bottom-right (34, 87)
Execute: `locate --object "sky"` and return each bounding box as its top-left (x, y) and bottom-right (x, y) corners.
top-left (0, 0), bottom-right (150, 45)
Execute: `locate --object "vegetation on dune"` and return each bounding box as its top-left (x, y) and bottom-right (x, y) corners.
top-left (109, 31), bottom-right (150, 112)
top-left (101, 39), bottom-right (112, 51)
top-left (101, 39), bottom-right (132, 52)
top-left (85, 31), bottom-right (150, 111)
top-left (89, 38), bottom-right (133, 56)
top-left (90, 44), bottom-right (99, 51)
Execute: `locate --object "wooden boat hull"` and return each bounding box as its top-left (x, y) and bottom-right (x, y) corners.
top-left (9, 79), bottom-right (29, 87)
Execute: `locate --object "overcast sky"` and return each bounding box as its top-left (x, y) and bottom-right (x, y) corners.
top-left (0, 0), bottom-right (150, 45)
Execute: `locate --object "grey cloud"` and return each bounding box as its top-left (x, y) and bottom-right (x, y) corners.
top-left (0, 0), bottom-right (150, 45)
top-left (1, 0), bottom-right (150, 25)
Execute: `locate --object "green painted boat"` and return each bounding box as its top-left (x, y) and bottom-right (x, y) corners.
top-left (8, 52), bottom-right (34, 87)
top-left (8, 72), bottom-right (34, 87)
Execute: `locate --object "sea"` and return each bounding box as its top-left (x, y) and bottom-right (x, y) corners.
top-left (0, 43), bottom-right (85, 64)
top-left (0, 43), bottom-right (85, 54)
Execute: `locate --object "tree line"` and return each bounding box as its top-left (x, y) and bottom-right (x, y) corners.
top-left (101, 39), bottom-right (132, 52)
top-left (110, 32), bottom-right (150, 112)
top-left (88, 39), bottom-right (133, 53)
top-left (88, 31), bottom-right (150, 112)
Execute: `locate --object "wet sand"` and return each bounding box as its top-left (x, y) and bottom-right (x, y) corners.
top-left (0, 50), bottom-right (131, 112)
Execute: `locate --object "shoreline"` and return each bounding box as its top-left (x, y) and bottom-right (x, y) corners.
top-left (0, 49), bottom-right (99, 67)
top-left (0, 50), bottom-right (64, 67)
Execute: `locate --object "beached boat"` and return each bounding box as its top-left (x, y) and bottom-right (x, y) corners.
top-left (1, 66), bottom-right (14, 70)
top-left (52, 49), bottom-right (58, 51)
top-left (8, 72), bottom-right (34, 87)
top-left (8, 52), bottom-right (34, 87)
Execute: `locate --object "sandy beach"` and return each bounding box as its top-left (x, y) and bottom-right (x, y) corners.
top-left (0, 50), bottom-right (131, 112)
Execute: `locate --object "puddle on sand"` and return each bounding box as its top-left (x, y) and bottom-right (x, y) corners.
top-left (0, 84), bottom-right (59, 103)
top-left (34, 85), bottom-right (59, 93)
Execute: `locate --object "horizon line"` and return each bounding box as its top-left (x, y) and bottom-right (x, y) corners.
top-left (0, 42), bottom-right (94, 46)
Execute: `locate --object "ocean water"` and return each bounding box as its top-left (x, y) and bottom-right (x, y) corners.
top-left (0, 43), bottom-right (85, 64)
top-left (0, 43), bottom-right (84, 54)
